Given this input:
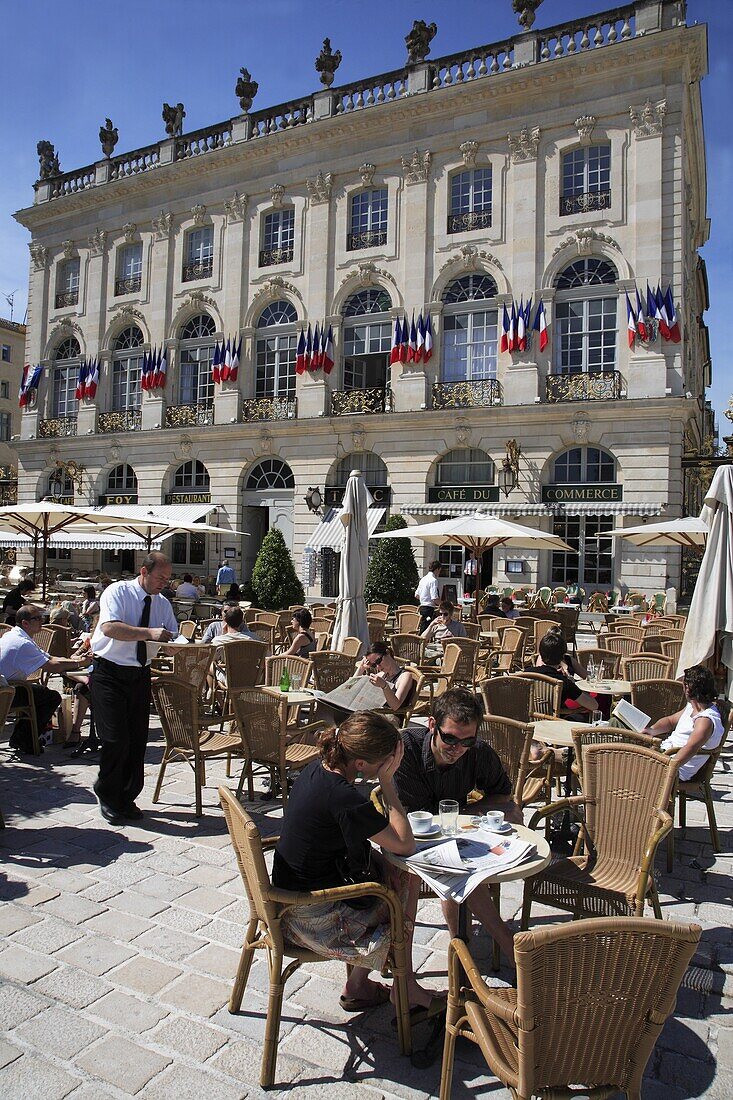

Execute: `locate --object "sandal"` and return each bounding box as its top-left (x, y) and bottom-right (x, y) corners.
top-left (339, 983), bottom-right (391, 1012)
top-left (391, 994), bottom-right (446, 1028)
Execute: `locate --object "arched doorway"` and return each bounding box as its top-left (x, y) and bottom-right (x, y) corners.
top-left (241, 458), bottom-right (295, 582)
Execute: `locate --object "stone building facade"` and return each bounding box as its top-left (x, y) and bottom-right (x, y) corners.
top-left (0, 318), bottom-right (25, 510)
top-left (13, 0), bottom-right (711, 598)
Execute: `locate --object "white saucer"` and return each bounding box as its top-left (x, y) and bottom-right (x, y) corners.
top-left (413, 825), bottom-right (442, 840)
top-left (479, 822), bottom-right (512, 835)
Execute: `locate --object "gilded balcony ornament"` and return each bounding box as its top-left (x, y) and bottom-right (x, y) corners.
top-left (347, 230), bottom-right (387, 252)
top-left (164, 403), bottom-right (214, 428)
top-left (405, 19), bottom-right (437, 65)
top-left (242, 396), bottom-right (297, 422)
top-left (460, 140), bottom-right (479, 167)
top-left (153, 210), bottom-right (174, 239)
top-left (507, 127), bottom-right (540, 163)
top-left (545, 371), bottom-right (622, 403)
top-left (331, 387), bottom-right (391, 416)
top-left (432, 379), bottom-right (502, 409)
top-left (235, 68), bottom-right (259, 113)
top-left (99, 409), bottom-right (142, 433)
top-left (560, 191), bottom-right (611, 217)
top-left (630, 99), bottom-right (667, 140)
top-left (447, 210), bottom-right (492, 234)
top-left (162, 102), bottom-right (186, 138)
top-left (224, 191), bottom-right (249, 221)
top-left (37, 140), bottom-right (61, 180)
top-left (39, 417), bottom-right (78, 438)
top-left (306, 171), bottom-right (333, 205)
top-left (99, 118), bottom-right (119, 158)
top-left (315, 39), bottom-right (342, 88)
top-left (402, 149), bottom-right (432, 185)
top-left (29, 242), bottom-right (48, 270)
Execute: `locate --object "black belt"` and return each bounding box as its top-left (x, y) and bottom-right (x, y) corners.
top-left (93, 656), bottom-right (151, 679)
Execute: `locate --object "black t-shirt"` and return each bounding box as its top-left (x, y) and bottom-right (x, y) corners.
top-left (535, 663), bottom-right (581, 703)
top-left (273, 760), bottom-right (388, 892)
top-left (2, 586), bottom-right (27, 614)
top-left (394, 726), bottom-right (511, 814)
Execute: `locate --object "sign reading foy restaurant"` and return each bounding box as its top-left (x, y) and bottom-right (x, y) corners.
top-left (427, 485), bottom-right (500, 504)
top-left (542, 484), bottom-right (623, 503)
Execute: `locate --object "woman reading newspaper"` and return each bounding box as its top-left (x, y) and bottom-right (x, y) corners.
top-left (640, 664), bottom-right (725, 780)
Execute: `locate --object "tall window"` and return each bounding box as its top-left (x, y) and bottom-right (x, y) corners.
top-left (1, 344), bottom-right (11, 362)
top-left (342, 289), bottom-right (392, 390)
top-left (47, 468), bottom-right (74, 499)
top-left (554, 259), bottom-right (617, 376)
top-left (246, 458), bottom-right (294, 490)
top-left (348, 189), bottom-right (388, 251)
top-left (561, 144), bottom-right (611, 215)
top-left (111, 326), bottom-right (143, 411)
top-left (436, 448), bottom-right (494, 486)
top-left (448, 168), bottom-right (492, 233)
top-left (55, 258), bottom-right (80, 309)
top-left (115, 243), bottom-right (142, 295)
top-left (550, 447), bottom-right (616, 586)
top-left (107, 464), bottom-right (138, 493)
top-left (173, 460), bottom-right (210, 490)
top-left (170, 462), bottom-right (210, 566)
top-left (260, 209), bottom-right (294, 267)
top-left (183, 227), bottom-right (214, 282)
top-left (256, 301), bottom-right (297, 398)
top-left (0, 413), bottom-right (10, 441)
top-left (441, 274), bottom-right (498, 383)
top-left (52, 337), bottom-right (80, 418)
top-left (178, 314), bottom-right (216, 405)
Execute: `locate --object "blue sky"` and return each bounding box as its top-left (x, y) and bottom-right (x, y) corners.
top-left (1, 0), bottom-right (730, 430)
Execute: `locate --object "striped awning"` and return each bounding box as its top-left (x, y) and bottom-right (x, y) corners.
top-left (305, 506), bottom-right (386, 552)
top-left (0, 503), bottom-right (218, 550)
top-left (401, 501), bottom-right (665, 518)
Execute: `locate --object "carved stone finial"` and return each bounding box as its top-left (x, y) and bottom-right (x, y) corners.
top-left (315, 38), bottom-right (342, 88)
top-left (122, 222), bottom-right (137, 243)
top-left (460, 140), bottom-right (479, 167)
top-left (235, 68), bottom-right (259, 113)
top-left (224, 191), bottom-right (249, 221)
top-left (575, 115), bottom-right (596, 143)
top-left (402, 149), bottom-right (432, 185)
top-left (162, 102), bottom-right (186, 138)
top-left (99, 118), bottom-right (119, 158)
top-left (88, 229), bottom-right (108, 256)
top-left (629, 99), bottom-right (667, 139)
top-left (405, 19), bottom-right (437, 64)
top-left (270, 183), bottom-right (284, 207)
top-left (36, 141), bottom-right (60, 180)
top-left (191, 204), bottom-right (206, 226)
top-left (62, 240), bottom-right (75, 259)
top-left (306, 171), bottom-right (333, 204)
top-left (512, 0), bottom-right (544, 30)
top-left (359, 163), bottom-right (376, 187)
top-left (153, 210), bottom-right (174, 239)
top-left (507, 127), bottom-right (541, 163)
top-left (29, 242), bottom-right (48, 270)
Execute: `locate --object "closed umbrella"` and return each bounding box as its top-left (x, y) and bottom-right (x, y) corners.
top-left (676, 466), bottom-right (733, 696)
top-left (607, 516), bottom-right (709, 548)
top-left (330, 470), bottom-right (370, 656)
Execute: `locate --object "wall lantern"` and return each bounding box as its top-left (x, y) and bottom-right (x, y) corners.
top-left (497, 439), bottom-right (521, 498)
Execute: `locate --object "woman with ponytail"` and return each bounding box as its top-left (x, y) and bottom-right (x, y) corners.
top-left (273, 711), bottom-right (441, 1014)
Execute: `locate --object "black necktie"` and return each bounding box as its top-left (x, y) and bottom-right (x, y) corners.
top-left (136, 594), bottom-right (151, 666)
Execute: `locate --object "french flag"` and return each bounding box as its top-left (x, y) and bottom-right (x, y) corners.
top-left (20, 364), bottom-right (42, 407)
top-left (221, 338), bottom-right (232, 382)
top-left (305, 323), bottom-right (313, 371)
top-left (140, 350), bottom-right (150, 391)
top-left (390, 317), bottom-right (402, 365)
top-left (423, 314), bottom-right (433, 361)
top-left (154, 346), bottom-right (167, 389)
top-left (656, 285), bottom-right (670, 340)
top-left (322, 324), bottom-right (334, 374)
top-left (508, 301), bottom-right (517, 352)
top-left (664, 286), bottom-right (681, 343)
top-left (516, 297), bottom-right (526, 352)
top-left (523, 298), bottom-right (532, 350)
top-left (399, 317), bottom-right (409, 363)
top-left (635, 289), bottom-right (648, 342)
top-left (500, 304), bottom-right (510, 353)
top-left (75, 359), bottom-right (88, 401)
top-left (230, 336), bottom-right (241, 382)
top-left (19, 365), bottom-right (30, 407)
top-left (212, 341), bottom-right (222, 384)
top-left (84, 358), bottom-right (99, 400)
top-left (415, 313), bottom-right (425, 363)
top-left (407, 314), bottom-right (417, 362)
top-left (312, 323), bottom-right (321, 371)
top-left (626, 293), bottom-right (637, 349)
top-left (646, 283), bottom-right (658, 330)
top-left (296, 328), bottom-right (307, 374)
top-left (533, 299), bottom-right (548, 351)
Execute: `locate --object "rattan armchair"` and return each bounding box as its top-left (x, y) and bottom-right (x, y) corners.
top-left (218, 788), bottom-right (411, 1086)
top-left (661, 638), bottom-right (683, 666)
top-left (264, 654), bottom-right (311, 689)
top-left (336, 636), bottom-right (362, 658)
top-left (620, 654), bottom-right (674, 682)
top-left (439, 917), bottom-right (700, 1100)
top-left (178, 619), bottom-right (197, 641)
top-left (521, 743), bottom-right (677, 926)
top-left (308, 650), bottom-right (356, 693)
top-left (630, 678), bottom-right (686, 725)
top-left (390, 633), bottom-right (425, 665)
top-left (603, 634), bottom-right (643, 659)
top-left (231, 687), bottom-right (324, 802)
top-left (396, 610), bottom-right (421, 634)
top-left (570, 726), bottom-right (662, 790)
top-left (213, 639), bottom-right (269, 724)
top-left (575, 647), bottom-right (621, 679)
top-left (367, 615), bottom-right (387, 643)
top-left (480, 674), bottom-right (533, 723)
top-left (248, 620), bottom-right (277, 652)
top-left (613, 623), bottom-right (646, 643)
top-left (479, 714), bottom-right (553, 808)
top-left (518, 671), bottom-right (562, 720)
top-left (484, 626), bottom-right (524, 676)
top-left (444, 637), bottom-right (480, 688)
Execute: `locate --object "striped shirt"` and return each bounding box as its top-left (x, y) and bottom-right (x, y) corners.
top-left (394, 725), bottom-right (511, 814)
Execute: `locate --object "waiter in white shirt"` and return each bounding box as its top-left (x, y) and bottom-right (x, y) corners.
top-left (91, 552), bottom-right (178, 825)
top-left (415, 560), bottom-right (442, 630)
top-left (463, 550), bottom-right (478, 595)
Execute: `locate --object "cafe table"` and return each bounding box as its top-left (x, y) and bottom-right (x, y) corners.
top-left (575, 678), bottom-right (632, 696)
top-left (532, 719), bottom-right (582, 849)
top-left (261, 685), bottom-right (315, 730)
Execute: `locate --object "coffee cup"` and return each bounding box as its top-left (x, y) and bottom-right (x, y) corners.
top-left (483, 810), bottom-right (505, 831)
top-left (408, 810), bottom-right (434, 835)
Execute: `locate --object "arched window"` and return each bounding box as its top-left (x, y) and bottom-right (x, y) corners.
top-left (342, 290), bottom-right (392, 393)
top-left (553, 259), bottom-right (618, 377)
top-left (550, 446), bottom-right (616, 587)
top-left (178, 314), bottom-right (216, 406)
top-left (111, 326), bottom-right (143, 411)
top-left (173, 460), bottom-right (210, 490)
top-left (107, 464), bottom-right (138, 494)
top-left (256, 300), bottom-right (297, 399)
top-left (52, 337), bottom-right (81, 418)
top-left (436, 448), bottom-right (495, 486)
top-left (441, 275), bottom-right (499, 385)
top-left (246, 458), bottom-right (294, 490)
top-left (553, 446), bottom-right (615, 484)
top-left (348, 189), bottom-right (388, 251)
top-left (329, 452), bottom-right (389, 488)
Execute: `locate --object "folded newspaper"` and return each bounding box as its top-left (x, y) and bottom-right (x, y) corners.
top-left (404, 832), bottom-right (536, 903)
top-left (310, 674), bottom-right (386, 713)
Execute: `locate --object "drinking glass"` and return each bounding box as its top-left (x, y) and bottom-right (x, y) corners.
top-left (590, 710), bottom-right (603, 726)
top-left (439, 799), bottom-right (459, 837)
top-left (290, 674), bottom-right (301, 690)
top-left (587, 656), bottom-right (596, 684)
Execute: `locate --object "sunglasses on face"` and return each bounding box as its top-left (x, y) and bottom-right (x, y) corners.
top-left (435, 724), bottom-right (477, 748)
top-left (366, 656), bottom-right (383, 669)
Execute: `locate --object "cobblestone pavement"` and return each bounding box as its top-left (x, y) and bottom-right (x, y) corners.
top-left (0, 661), bottom-right (731, 1098)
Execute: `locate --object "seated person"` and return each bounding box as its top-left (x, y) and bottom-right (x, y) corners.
top-left (420, 601), bottom-right (467, 643)
top-left (51, 602), bottom-right (83, 633)
top-left (284, 608), bottom-right (316, 657)
top-left (480, 593), bottom-right (506, 618)
top-left (174, 573), bottom-right (200, 599)
top-left (225, 582), bottom-right (242, 601)
top-left (207, 606), bottom-right (260, 696)
top-left (65, 634), bottom-right (94, 747)
top-left (393, 688), bottom-right (521, 963)
top-left (2, 578), bottom-right (35, 624)
top-left (0, 604), bottom-right (89, 752)
top-left (80, 585), bottom-right (100, 628)
top-left (534, 630), bottom-right (596, 714)
top-left (273, 711), bottom-right (440, 1015)
top-left (500, 597), bottom-right (519, 620)
top-left (357, 641), bottom-right (415, 713)
top-left (643, 664), bottom-right (725, 780)
top-left (200, 599), bottom-right (240, 644)
top-left (191, 575), bottom-right (207, 597)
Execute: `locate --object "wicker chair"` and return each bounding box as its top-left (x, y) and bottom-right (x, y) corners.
top-left (231, 688), bottom-right (324, 802)
top-left (553, 605), bottom-right (580, 653)
top-left (178, 619), bottom-right (198, 641)
top-left (575, 647), bottom-right (621, 679)
top-left (396, 611), bottom-right (420, 635)
top-left (484, 626), bottom-right (524, 675)
top-left (666, 714), bottom-right (731, 871)
top-left (439, 917), bottom-right (700, 1100)
top-left (264, 654), bottom-right (311, 690)
top-left (630, 678), bottom-right (686, 725)
top-left (416, 643), bottom-right (461, 705)
top-left (0, 686), bottom-right (17, 826)
top-left (461, 622), bottom-right (480, 641)
top-left (620, 654), bottom-right (674, 682)
top-left (613, 623), bottom-right (646, 643)
top-left (603, 634), bottom-right (642, 660)
top-left (368, 602), bottom-right (389, 616)
top-left (151, 677), bottom-right (246, 816)
top-left (390, 633), bottom-right (425, 666)
top-left (367, 616), bottom-right (386, 644)
top-left (661, 638), bottom-right (683, 666)
top-left (314, 631), bottom-right (332, 652)
top-left (571, 726), bottom-right (662, 789)
top-left (338, 636), bottom-right (363, 658)
top-left (248, 620), bottom-right (277, 652)
top-left (218, 788), bottom-right (412, 1086)
top-left (531, 618), bottom-right (558, 656)
top-left (521, 743), bottom-right (676, 925)
top-left (214, 639), bottom-right (269, 724)
top-left (480, 675), bottom-right (533, 724)
top-left (308, 650), bottom-right (356, 693)
top-left (445, 637), bottom-right (480, 688)
top-left (479, 715), bottom-right (553, 808)
top-left (169, 644), bottom-right (219, 697)
top-left (587, 591), bottom-right (609, 612)
top-left (530, 586), bottom-right (553, 610)
top-left (519, 671), bottom-right (562, 720)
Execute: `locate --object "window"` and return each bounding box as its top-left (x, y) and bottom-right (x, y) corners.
top-left (183, 226), bottom-right (214, 282)
top-left (1, 345), bottom-right (10, 363)
top-left (0, 381), bottom-right (9, 398)
top-left (341, 290), bottom-right (392, 390)
top-left (0, 413), bottom-right (10, 441)
top-left (255, 300), bottom-right (297, 399)
top-left (348, 188), bottom-right (388, 251)
top-left (448, 168), bottom-right (492, 233)
top-left (246, 458), bottom-right (295, 490)
top-left (550, 447), bottom-right (616, 586)
top-left (115, 243), bottom-right (142, 295)
top-left (107, 464), bottom-right (138, 493)
top-left (330, 451), bottom-right (388, 489)
top-left (111, 326), bottom-right (144, 411)
top-left (55, 258), bottom-right (80, 309)
top-left (561, 144), bottom-right (611, 215)
top-left (172, 531), bottom-right (206, 566)
top-left (178, 314), bottom-right (216, 406)
top-left (553, 446), bottom-right (615, 485)
top-left (441, 275), bottom-right (498, 384)
top-left (260, 209), bottom-right (294, 267)
top-left (436, 448), bottom-right (494, 486)
top-left (173, 460), bottom-right (210, 490)
top-left (554, 260), bottom-right (617, 376)
top-left (52, 337), bottom-right (80, 418)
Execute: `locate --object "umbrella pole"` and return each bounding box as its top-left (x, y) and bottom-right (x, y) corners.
top-left (32, 533), bottom-right (39, 588)
top-left (42, 517), bottom-right (49, 601)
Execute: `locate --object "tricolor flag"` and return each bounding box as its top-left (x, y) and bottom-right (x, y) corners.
top-left (322, 325), bottom-right (334, 374)
top-left (626, 292), bottom-right (637, 349)
top-left (664, 285), bottom-right (681, 343)
top-left (655, 285), bottom-right (670, 340)
top-left (415, 313), bottom-right (425, 363)
top-left (296, 328), bottom-right (307, 374)
top-left (212, 340), bottom-right (222, 384)
top-left (154, 346), bottom-right (168, 389)
top-left (84, 358), bottom-right (99, 400)
top-left (406, 314), bottom-right (417, 362)
top-left (399, 316), bottom-right (409, 363)
top-left (75, 359), bottom-right (88, 401)
top-left (229, 336), bottom-right (241, 382)
top-left (516, 297), bottom-right (526, 352)
top-left (305, 323), bottom-right (313, 371)
top-left (508, 301), bottom-right (517, 352)
top-left (390, 317), bottom-right (402, 365)
top-left (312, 323), bottom-right (321, 371)
top-left (533, 299), bottom-right (548, 351)
top-left (140, 350), bottom-right (150, 391)
top-left (423, 314), bottom-right (433, 361)
top-left (500, 304), bottom-right (510, 353)
top-left (523, 298), bottom-right (533, 350)
top-left (635, 289), bottom-right (648, 342)
top-left (19, 364), bottom-right (42, 407)
top-left (646, 283), bottom-right (658, 329)
top-left (221, 338), bottom-right (232, 382)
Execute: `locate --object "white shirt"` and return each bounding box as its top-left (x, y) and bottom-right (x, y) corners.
top-left (174, 582), bottom-right (199, 599)
top-left (415, 571), bottom-right (440, 605)
top-left (0, 625), bottom-right (48, 681)
top-left (92, 578), bottom-right (178, 668)
top-left (662, 702), bottom-right (725, 781)
top-left (211, 629), bottom-right (256, 647)
top-left (464, 558), bottom-right (478, 576)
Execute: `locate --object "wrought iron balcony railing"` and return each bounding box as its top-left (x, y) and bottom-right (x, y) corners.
top-left (0, 484), bottom-right (18, 505)
top-left (432, 378), bottom-right (502, 409)
top-left (331, 387), bottom-right (391, 416)
top-left (560, 190), bottom-right (611, 216)
top-left (99, 409), bottom-right (142, 433)
top-left (447, 211), bottom-right (492, 234)
top-left (346, 230), bottom-right (388, 251)
top-left (242, 396), bottom-right (297, 422)
top-left (164, 402), bottom-right (214, 427)
top-left (39, 417), bottom-right (78, 437)
top-left (182, 258), bottom-right (213, 282)
top-left (54, 291), bottom-right (78, 309)
top-left (259, 247), bottom-right (294, 268)
top-left (114, 275), bottom-right (141, 296)
top-left (546, 370), bottom-right (622, 402)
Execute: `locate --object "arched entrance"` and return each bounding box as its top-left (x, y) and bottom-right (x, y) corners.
top-left (241, 458), bottom-right (295, 582)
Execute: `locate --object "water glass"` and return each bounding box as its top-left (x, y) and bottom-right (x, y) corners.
top-left (439, 799), bottom-right (459, 837)
top-left (587, 656), bottom-right (596, 683)
top-left (290, 674), bottom-right (301, 690)
top-left (590, 710), bottom-right (603, 727)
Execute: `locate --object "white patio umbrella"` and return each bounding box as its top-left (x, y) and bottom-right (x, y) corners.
top-left (607, 516), bottom-right (709, 548)
top-left (676, 465), bottom-right (733, 696)
top-left (330, 470), bottom-right (370, 657)
top-left (371, 509), bottom-right (575, 609)
top-left (69, 506), bottom-right (246, 552)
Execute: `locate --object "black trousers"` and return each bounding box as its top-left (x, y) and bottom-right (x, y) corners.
top-left (91, 657), bottom-right (151, 812)
top-left (11, 684), bottom-right (61, 738)
top-left (419, 604), bottom-right (438, 630)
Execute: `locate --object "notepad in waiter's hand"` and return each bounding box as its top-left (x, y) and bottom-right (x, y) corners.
top-left (612, 698), bottom-right (651, 733)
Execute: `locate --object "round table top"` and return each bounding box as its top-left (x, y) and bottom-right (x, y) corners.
top-left (532, 718), bottom-right (578, 748)
top-left (576, 678), bottom-right (632, 695)
top-left (262, 686), bottom-right (313, 704)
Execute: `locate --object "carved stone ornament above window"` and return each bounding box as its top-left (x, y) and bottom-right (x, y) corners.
top-left (629, 99), bottom-right (667, 139)
top-left (122, 222), bottom-right (137, 243)
top-left (439, 245), bottom-right (503, 274)
top-left (62, 240), bottom-right (75, 259)
top-left (552, 227), bottom-right (621, 257)
top-left (402, 149), bottom-right (432, 184)
top-left (270, 183), bottom-right (285, 207)
top-left (110, 304), bottom-right (145, 322)
top-left (186, 290), bottom-right (216, 308)
top-left (572, 415), bottom-right (590, 443)
top-left (252, 275), bottom-right (302, 304)
top-left (575, 115), bottom-right (596, 142)
top-left (29, 242), bottom-right (48, 270)
top-left (260, 432), bottom-right (273, 454)
top-left (88, 229), bottom-right (108, 255)
top-left (460, 140), bottom-right (479, 166)
top-left (224, 191), bottom-right (249, 221)
top-left (359, 163), bottom-right (376, 187)
top-left (339, 262), bottom-right (397, 290)
top-left (352, 429), bottom-right (366, 450)
top-left (178, 436), bottom-right (193, 458)
top-left (507, 127), bottom-right (540, 163)
top-left (455, 418), bottom-right (471, 446)
top-left (153, 210), bottom-right (174, 239)
top-left (306, 171), bottom-right (333, 204)
top-left (191, 204), bottom-right (207, 226)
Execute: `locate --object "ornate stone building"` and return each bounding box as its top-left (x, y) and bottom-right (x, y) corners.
top-left (13, 0), bottom-right (712, 597)
top-left (0, 318), bottom-right (25, 510)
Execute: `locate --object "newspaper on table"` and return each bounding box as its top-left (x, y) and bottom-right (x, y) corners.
top-left (404, 831), bottom-right (537, 903)
top-left (310, 675), bottom-right (386, 713)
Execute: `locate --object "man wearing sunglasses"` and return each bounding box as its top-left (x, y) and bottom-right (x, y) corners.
top-left (393, 687), bottom-right (521, 962)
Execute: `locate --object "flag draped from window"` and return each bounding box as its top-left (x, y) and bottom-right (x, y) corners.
top-left (322, 325), bottom-right (334, 374)
top-left (212, 340), bottom-right (222, 384)
top-left (154, 346), bottom-right (167, 388)
top-left (296, 328), bottom-right (307, 374)
top-left (423, 314), bottom-right (433, 361)
top-left (532, 300), bottom-right (548, 351)
top-left (635, 289), bottom-right (648, 342)
top-left (19, 364), bottom-right (42, 408)
top-left (75, 359), bottom-right (89, 401)
top-left (626, 292), bottom-right (637, 349)
top-left (84, 357), bottom-right (100, 399)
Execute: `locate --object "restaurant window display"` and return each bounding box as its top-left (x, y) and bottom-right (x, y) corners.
top-left (549, 447), bottom-right (615, 587)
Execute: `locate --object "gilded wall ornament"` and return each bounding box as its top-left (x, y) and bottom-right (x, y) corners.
top-left (575, 115), bottom-right (596, 142)
top-left (507, 127), bottom-right (540, 162)
top-left (402, 149), bottom-right (432, 184)
top-left (405, 19), bottom-right (437, 64)
top-left (224, 191), bottom-right (249, 221)
top-left (630, 99), bottom-right (667, 139)
top-left (191, 204), bottom-right (206, 226)
top-left (99, 118), bottom-right (119, 158)
top-left (460, 140), bottom-right (479, 167)
top-left (29, 242), bottom-right (48, 270)
top-left (306, 171), bottom-right (333, 204)
top-left (153, 210), bottom-right (174, 239)
top-left (359, 163), bottom-right (376, 186)
top-left (88, 229), bottom-right (108, 255)
top-left (122, 222), bottom-right (137, 242)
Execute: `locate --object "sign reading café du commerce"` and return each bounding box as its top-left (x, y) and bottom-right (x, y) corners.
top-left (541, 484), bottom-right (623, 503)
top-left (427, 485), bottom-right (500, 504)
